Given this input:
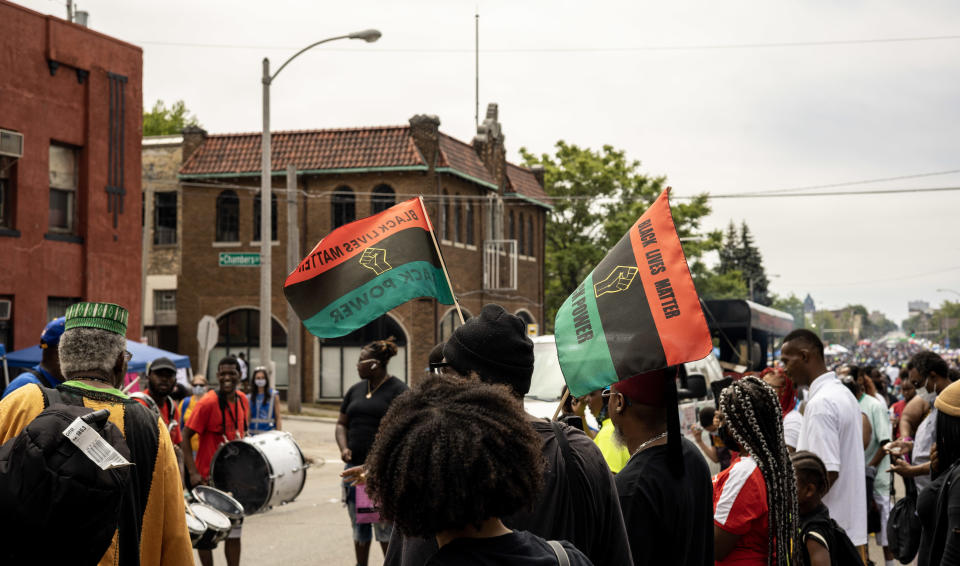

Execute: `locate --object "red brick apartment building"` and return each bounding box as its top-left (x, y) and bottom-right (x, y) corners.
top-left (163, 104), bottom-right (549, 399)
top-left (0, 1), bottom-right (143, 349)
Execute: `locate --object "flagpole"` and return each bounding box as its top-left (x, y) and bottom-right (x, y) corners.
top-left (552, 389), bottom-right (570, 421)
top-left (419, 196), bottom-right (465, 324)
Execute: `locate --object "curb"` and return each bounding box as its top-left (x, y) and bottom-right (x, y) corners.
top-left (282, 413), bottom-right (339, 424)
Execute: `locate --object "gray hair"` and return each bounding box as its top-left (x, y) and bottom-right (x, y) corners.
top-left (59, 328), bottom-right (126, 376)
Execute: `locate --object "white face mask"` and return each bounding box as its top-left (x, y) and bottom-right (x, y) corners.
top-left (255, 378), bottom-right (267, 388)
top-left (192, 384), bottom-right (207, 395)
top-left (918, 385), bottom-right (936, 403)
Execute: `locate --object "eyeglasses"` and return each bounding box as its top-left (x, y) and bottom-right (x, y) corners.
top-left (429, 361), bottom-right (452, 375)
top-left (122, 351), bottom-right (133, 363)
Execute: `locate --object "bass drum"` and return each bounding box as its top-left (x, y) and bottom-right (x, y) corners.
top-left (210, 431), bottom-right (308, 514)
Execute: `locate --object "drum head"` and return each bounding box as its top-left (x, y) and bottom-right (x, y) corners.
top-left (192, 485), bottom-right (245, 518)
top-left (211, 441), bottom-right (271, 513)
top-left (189, 504), bottom-right (231, 531)
top-left (185, 513), bottom-right (206, 535)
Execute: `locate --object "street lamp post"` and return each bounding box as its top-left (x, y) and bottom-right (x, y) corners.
top-left (259, 29), bottom-right (381, 404)
top-left (937, 288), bottom-right (960, 298)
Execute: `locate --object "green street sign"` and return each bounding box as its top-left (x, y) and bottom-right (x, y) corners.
top-left (219, 252), bottom-right (261, 267)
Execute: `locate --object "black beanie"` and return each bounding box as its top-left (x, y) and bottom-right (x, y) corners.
top-left (442, 304), bottom-right (535, 396)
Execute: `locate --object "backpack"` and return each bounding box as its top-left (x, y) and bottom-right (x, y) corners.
top-left (887, 487), bottom-right (922, 563)
top-left (0, 386), bottom-right (133, 565)
top-left (801, 511), bottom-right (865, 566)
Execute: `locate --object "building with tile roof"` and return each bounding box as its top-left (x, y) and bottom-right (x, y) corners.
top-left (143, 104), bottom-right (549, 400)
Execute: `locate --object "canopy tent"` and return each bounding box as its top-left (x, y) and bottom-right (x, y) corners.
top-left (2, 340), bottom-right (191, 373)
top-left (824, 343), bottom-right (849, 356)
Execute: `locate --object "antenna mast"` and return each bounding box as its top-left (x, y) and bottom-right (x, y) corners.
top-left (475, 8), bottom-right (479, 129)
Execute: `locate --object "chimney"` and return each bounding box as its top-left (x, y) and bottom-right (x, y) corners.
top-left (181, 125), bottom-right (208, 164)
top-left (472, 103), bottom-right (506, 190)
top-left (408, 114), bottom-right (441, 169)
top-left (530, 165), bottom-right (545, 188)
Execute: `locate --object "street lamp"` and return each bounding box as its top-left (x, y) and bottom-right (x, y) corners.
top-left (937, 288), bottom-right (960, 298)
top-left (259, 29), bottom-right (381, 398)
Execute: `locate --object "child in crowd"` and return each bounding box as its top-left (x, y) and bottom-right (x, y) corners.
top-left (690, 406), bottom-right (732, 470)
top-left (791, 451), bottom-right (864, 566)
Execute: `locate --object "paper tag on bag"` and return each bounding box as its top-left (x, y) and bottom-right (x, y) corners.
top-left (62, 417), bottom-right (133, 470)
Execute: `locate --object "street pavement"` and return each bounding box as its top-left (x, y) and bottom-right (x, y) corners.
top-left (199, 416), bottom-right (384, 566)
top-left (197, 414), bottom-right (894, 565)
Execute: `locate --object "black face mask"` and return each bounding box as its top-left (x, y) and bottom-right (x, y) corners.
top-left (718, 424), bottom-right (741, 452)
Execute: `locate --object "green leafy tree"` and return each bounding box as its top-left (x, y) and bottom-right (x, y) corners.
top-left (143, 99), bottom-right (200, 136)
top-left (520, 141), bottom-right (723, 330)
top-left (771, 293), bottom-right (805, 327)
top-left (738, 223), bottom-right (771, 305)
top-left (930, 301), bottom-right (960, 345)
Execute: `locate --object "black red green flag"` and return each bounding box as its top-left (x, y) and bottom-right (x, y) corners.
top-left (284, 197), bottom-right (455, 338)
top-left (554, 189), bottom-right (712, 397)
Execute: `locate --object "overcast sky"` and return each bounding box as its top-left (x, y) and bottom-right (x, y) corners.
top-left (21, 0), bottom-right (960, 325)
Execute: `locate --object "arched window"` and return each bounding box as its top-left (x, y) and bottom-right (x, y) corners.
top-left (210, 308), bottom-right (287, 385)
top-left (371, 184), bottom-right (395, 214)
top-left (454, 198), bottom-right (463, 242)
top-left (527, 215), bottom-right (534, 256)
top-left (439, 308), bottom-right (473, 343)
top-left (518, 212), bottom-right (525, 255)
top-left (253, 192), bottom-right (278, 242)
top-left (465, 200), bottom-right (474, 245)
top-left (331, 187), bottom-right (355, 228)
top-left (318, 314), bottom-right (409, 398)
top-left (441, 190), bottom-right (449, 241)
top-left (215, 190), bottom-right (239, 242)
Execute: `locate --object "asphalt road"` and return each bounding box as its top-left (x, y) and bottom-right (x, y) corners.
top-left (196, 415), bottom-right (894, 566)
top-left (198, 417), bottom-right (384, 566)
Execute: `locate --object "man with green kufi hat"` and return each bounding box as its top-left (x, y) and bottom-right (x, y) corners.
top-left (0, 302), bottom-right (193, 565)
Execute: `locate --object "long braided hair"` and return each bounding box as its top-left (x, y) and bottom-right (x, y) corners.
top-left (719, 376), bottom-right (799, 566)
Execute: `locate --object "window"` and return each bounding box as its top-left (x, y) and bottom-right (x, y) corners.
top-left (253, 192), bottom-right (278, 242)
top-left (215, 190), bottom-right (239, 242)
top-left (371, 184), bottom-right (395, 214)
top-left (47, 296), bottom-right (81, 321)
top-left (508, 210), bottom-right (515, 240)
top-left (454, 200), bottom-right (463, 242)
top-left (0, 295), bottom-right (12, 351)
top-left (0, 157), bottom-right (14, 229)
top-left (154, 192), bottom-right (177, 245)
top-left (49, 144), bottom-right (79, 233)
top-left (465, 201), bottom-right (474, 246)
top-left (154, 290), bottom-right (176, 313)
top-left (332, 187), bottom-right (355, 228)
top-left (210, 308), bottom-right (287, 385)
top-left (518, 213), bottom-right (525, 255)
top-left (527, 215), bottom-right (534, 256)
top-left (438, 308), bottom-right (472, 343)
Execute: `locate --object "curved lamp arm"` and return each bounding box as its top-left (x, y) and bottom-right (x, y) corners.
top-left (268, 29), bottom-right (381, 83)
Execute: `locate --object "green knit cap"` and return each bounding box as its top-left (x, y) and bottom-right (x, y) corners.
top-left (64, 302), bottom-right (129, 336)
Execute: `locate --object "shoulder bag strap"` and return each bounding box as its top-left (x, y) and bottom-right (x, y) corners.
top-left (551, 420), bottom-right (571, 477)
top-left (547, 540), bottom-right (571, 566)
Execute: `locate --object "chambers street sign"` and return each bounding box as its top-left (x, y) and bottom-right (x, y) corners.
top-left (219, 252), bottom-right (261, 267)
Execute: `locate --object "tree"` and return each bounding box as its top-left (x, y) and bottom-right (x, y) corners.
top-left (738, 223), bottom-right (771, 305)
top-left (520, 141), bottom-right (723, 330)
top-left (771, 293), bottom-right (805, 327)
top-left (143, 99), bottom-right (200, 136)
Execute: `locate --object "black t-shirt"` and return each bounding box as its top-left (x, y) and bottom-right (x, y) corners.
top-left (615, 437), bottom-right (713, 566)
top-left (340, 376), bottom-right (408, 465)
top-left (383, 419), bottom-right (633, 566)
top-left (799, 504), bottom-right (836, 564)
top-left (427, 531), bottom-right (593, 566)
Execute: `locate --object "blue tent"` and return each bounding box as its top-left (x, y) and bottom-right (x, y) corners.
top-left (2, 340), bottom-right (190, 373)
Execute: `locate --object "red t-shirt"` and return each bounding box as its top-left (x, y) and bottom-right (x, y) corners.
top-left (185, 390), bottom-right (250, 479)
top-left (713, 455), bottom-right (769, 565)
top-left (137, 390), bottom-right (183, 445)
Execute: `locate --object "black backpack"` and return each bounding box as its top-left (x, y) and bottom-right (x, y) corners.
top-left (801, 511), bottom-right (865, 566)
top-left (0, 386), bottom-right (135, 565)
top-left (887, 483), bottom-right (922, 564)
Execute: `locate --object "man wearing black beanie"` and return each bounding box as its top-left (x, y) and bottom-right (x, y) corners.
top-left (383, 303), bottom-right (632, 566)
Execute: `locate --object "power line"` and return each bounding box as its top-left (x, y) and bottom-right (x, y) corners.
top-left (699, 185), bottom-right (960, 199)
top-left (730, 168), bottom-right (960, 196)
top-left (132, 34), bottom-right (960, 53)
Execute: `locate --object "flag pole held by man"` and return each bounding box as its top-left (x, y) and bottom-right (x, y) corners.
top-left (284, 197), bottom-right (456, 339)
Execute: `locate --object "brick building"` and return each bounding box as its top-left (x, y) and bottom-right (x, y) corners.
top-left (0, 1), bottom-right (143, 349)
top-left (162, 104), bottom-right (549, 400)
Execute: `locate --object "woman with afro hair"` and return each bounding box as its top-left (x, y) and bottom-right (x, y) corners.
top-left (365, 375), bottom-right (593, 565)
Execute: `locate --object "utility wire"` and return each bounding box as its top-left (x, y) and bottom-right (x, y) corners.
top-left (727, 169), bottom-right (960, 196)
top-left (132, 34), bottom-right (960, 53)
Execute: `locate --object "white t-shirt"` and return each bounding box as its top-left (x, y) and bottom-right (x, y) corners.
top-left (873, 392), bottom-right (888, 408)
top-left (797, 371), bottom-right (868, 546)
top-left (783, 408), bottom-right (803, 450)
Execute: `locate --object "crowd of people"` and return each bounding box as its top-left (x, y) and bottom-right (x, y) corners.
top-left (2, 301), bottom-right (959, 566)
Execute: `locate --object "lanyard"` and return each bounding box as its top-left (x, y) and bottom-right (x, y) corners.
top-left (221, 397), bottom-right (244, 442)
